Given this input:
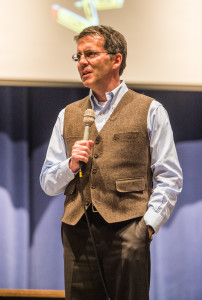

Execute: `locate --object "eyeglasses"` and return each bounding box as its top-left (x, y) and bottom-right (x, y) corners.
top-left (72, 51), bottom-right (115, 62)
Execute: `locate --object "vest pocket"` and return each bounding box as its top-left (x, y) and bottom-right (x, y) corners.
top-left (64, 179), bottom-right (77, 195)
top-left (113, 131), bottom-right (139, 141)
top-left (116, 178), bottom-right (145, 193)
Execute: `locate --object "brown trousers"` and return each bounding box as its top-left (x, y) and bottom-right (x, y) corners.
top-left (62, 208), bottom-right (151, 300)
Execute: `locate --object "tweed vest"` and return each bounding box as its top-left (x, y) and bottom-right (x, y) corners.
top-left (61, 89), bottom-right (153, 225)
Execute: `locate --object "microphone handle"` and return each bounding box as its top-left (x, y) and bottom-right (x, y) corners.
top-left (83, 125), bottom-right (90, 140)
top-left (79, 125), bottom-right (90, 168)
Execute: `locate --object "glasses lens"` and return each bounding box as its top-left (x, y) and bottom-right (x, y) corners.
top-left (72, 54), bottom-right (78, 62)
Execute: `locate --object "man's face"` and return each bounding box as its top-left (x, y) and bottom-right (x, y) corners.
top-left (77, 35), bottom-right (115, 91)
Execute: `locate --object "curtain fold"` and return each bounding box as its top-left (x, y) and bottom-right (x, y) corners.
top-left (0, 87), bottom-right (29, 288)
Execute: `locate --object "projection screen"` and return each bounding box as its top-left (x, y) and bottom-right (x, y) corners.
top-left (0, 0), bottom-right (202, 88)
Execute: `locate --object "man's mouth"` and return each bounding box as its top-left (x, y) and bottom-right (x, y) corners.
top-left (82, 70), bottom-right (91, 78)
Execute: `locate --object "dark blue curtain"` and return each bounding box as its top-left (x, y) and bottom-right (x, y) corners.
top-left (0, 85), bottom-right (202, 299)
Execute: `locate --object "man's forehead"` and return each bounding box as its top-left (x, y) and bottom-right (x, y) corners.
top-left (78, 34), bottom-right (104, 44)
top-left (77, 34), bottom-right (105, 49)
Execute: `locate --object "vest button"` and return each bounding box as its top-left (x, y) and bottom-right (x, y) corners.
top-left (91, 185), bottom-right (96, 189)
top-left (94, 154), bottom-right (99, 158)
top-left (85, 201), bottom-right (90, 206)
top-left (92, 168), bottom-right (97, 174)
top-left (95, 138), bottom-right (100, 144)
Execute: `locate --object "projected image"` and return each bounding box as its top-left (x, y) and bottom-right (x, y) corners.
top-left (52, 0), bottom-right (125, 33)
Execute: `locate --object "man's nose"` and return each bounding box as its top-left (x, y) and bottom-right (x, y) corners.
top-left (79, 54), bottom-right (88, 64)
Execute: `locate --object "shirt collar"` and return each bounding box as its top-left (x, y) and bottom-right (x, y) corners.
top-left (89, 80), bottom-right (127, 111)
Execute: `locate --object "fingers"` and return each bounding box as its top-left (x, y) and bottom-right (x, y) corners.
top-left (147, 225), bottom-right (154, 239)
top-left (69, 140), bottom-right (94, 173)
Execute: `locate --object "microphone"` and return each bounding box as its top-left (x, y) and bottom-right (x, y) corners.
top-left (79, 109), bottom-right (95, 169)
top-left (83, 109), bottom-right (95, 140)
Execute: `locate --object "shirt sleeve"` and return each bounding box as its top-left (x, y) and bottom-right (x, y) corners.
top-left (144, 100), bottom-right (183, 233)
top-left (39, 109), bottom-right (75, 196)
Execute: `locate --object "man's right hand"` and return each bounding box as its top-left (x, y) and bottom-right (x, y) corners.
top-left (69, 140), bottom-right (94, 173)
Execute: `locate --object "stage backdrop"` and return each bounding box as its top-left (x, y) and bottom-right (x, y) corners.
top-left (0, 85), bottom-right (202, 300)
top-left (0, 0), bottom-right (202, 87)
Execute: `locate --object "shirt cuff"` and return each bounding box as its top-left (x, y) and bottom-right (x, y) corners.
top-left (60, 158), bottom-right (75, 181)
top-left (144, 207), bottom-right (164, 234)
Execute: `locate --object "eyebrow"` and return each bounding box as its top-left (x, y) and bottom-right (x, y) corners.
top-left (77, 50), bottom-right (98, 53)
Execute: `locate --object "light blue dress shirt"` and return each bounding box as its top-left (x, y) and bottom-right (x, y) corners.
top-left (40, 81), bottom-right (183, 233)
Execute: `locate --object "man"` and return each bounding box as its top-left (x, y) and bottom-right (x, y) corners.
top-left (40, 25), bottom-right (182, 300)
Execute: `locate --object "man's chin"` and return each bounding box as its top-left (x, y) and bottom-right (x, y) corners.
top-left (82, 79), bottom-right (92, 88)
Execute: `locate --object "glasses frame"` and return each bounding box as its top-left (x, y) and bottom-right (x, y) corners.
top-left (72, 51), bottom-right (116, 62)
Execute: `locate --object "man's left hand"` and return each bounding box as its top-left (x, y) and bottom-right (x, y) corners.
top-left (147, 225), bottom-right (154, 239)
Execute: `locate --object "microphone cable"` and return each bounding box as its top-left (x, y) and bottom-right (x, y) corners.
top-left (79, 164), bottom-right (111, 300)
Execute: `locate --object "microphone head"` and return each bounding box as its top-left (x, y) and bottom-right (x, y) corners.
top-left (83, 109), bottom-right (95, 127)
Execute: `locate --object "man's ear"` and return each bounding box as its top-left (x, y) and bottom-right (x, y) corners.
top-left (112, 53), bottom-right (122, 71)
